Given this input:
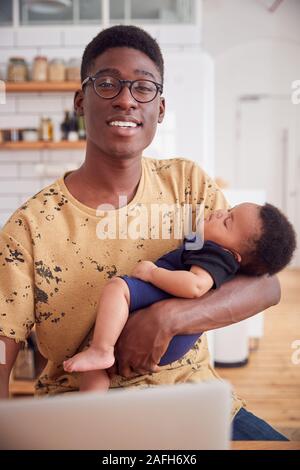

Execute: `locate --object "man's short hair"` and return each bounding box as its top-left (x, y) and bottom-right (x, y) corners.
top-left (81, 25), bottom-right (164, 83)
top-left (241, 203), bottom-right (297, 276)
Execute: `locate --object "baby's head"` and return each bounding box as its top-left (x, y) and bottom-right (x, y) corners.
top-left (204, 202), bottom-right (296, 276)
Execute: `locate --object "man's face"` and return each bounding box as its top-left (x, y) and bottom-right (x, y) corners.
top-left (75, 47), bottom-right (165, 160)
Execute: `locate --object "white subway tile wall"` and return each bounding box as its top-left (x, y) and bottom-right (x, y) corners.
top-left (0, 28), bottom-right (14, 47)
top-left (16, 29), bottom-right (63, 48)
top-left (0, 150), bottom-right (84, 226)
top-left (0, 27), bottom-right (88, 227)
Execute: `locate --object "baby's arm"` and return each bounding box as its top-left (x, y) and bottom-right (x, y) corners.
top-left (132, 261), bottom-right (214, 299)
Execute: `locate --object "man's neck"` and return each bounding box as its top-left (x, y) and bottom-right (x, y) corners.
top-left (64, 145), bottom-right (143, 209)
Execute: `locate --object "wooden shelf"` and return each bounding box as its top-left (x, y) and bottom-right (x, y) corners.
top-left (5, 81), bottom-right (80, 93)
top-left (9, 378), bottom-right (35, 396)
top-left (0, 141), bottom-right (86, 151)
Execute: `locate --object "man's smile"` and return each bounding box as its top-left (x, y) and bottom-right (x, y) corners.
top-left (106, 115), bottom-right (143, 135)
top-left (106, 115), bottom-right (143, 128)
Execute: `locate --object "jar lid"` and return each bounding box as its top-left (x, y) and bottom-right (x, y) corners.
top-left (50, 58), bottom-right (65, 64)
top-left (68, 58), bottom-right (80, 65)
top-left (9, 57), bottom-right (26, 62)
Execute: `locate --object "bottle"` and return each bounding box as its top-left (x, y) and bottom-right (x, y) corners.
top-left (39, 116), bottom-right (53, 142)
top-left (47, 118), bottom-right (54, 141)
top-left (60, 111), bottom-right (71, 140)
top-left (13, 337), bottom-right (35, 380)
top-left (67, 111), bottom-right (79, 141)
top-left (77, 115), bottom-right (86, 140)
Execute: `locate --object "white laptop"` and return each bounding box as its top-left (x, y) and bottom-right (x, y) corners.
top-left (0, 381), bottom-right (231, 450)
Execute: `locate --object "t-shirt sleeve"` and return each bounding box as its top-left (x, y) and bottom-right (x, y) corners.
top-left (191, 163), bottom-right (230, 212)
top-left (182, 241), bottom-right (240, 288)
top-left (0, 230), bottom-right (35, 342)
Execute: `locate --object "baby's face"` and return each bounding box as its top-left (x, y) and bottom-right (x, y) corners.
top-left (204, 203), bottom-right (262, 260)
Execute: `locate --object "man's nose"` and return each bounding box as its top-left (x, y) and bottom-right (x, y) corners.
top-left (112, 85), bottom-right (137, 109)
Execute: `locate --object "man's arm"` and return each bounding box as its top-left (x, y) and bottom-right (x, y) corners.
top-left (0, 337), bottom-right (21, 399)
top-left (115, 274), bottom-right (280, 377)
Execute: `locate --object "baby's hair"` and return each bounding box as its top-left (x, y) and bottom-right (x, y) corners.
top-left (81, 25), bottom-right (164, 84)
top-left (241, 203), bottom-right (296, 276)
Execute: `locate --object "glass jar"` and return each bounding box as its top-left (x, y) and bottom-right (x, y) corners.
top-left (48, 58), bottom-right (65, 82)
top-left (66, 58), bottom-right (80, 81)
top-left (7, 57), bottom-right (28, 82)
top-left (32, 56), bottom-right (48, 81)
top-left (22, 128), bottom-right (39, 142)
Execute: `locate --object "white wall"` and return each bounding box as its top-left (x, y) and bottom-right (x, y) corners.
top-left (202, 0), bottom-right (300, 185)
top-left (202, 0), bottom-right (300, 57)
top-left (146, 50), bottom-right (215, 177)
top-left (213, 39), bottom-right (300, 187)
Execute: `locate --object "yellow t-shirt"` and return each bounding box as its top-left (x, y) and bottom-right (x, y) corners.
top-left (0, 157), bottom-right (243, 415)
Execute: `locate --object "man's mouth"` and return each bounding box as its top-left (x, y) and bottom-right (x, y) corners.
top-left (107, 116), bottom-right (142, 129)
top-left (108, 121), bottom-right (141, 128)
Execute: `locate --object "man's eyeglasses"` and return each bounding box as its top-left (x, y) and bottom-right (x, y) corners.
top-left (81, 75), bottom-right (163, 103)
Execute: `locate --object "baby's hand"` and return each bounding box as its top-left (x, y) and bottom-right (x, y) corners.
top-left (131, 260), bottom-right (157, 282)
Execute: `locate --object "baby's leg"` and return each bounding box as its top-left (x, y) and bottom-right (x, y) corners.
top-left (63, 277), bottom-right (130, 372)
top-left (80, 370), bottom-right (110, 393)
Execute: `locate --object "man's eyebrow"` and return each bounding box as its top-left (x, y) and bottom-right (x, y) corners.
top-left (93, 67), bottom-right (157, 81)
top-left (94, 68), bottom-right (121, 77)
top-left (134, 69), bottom-right (156, 80)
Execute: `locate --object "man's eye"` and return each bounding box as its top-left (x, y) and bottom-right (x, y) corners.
top-left (98, 82), bottom-right (115, 89)
top-left (135, 85), bottom-right (152, 93)
top-left (134, 82), bottom-right (155, 94)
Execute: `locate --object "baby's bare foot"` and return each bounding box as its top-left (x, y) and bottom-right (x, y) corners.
top-left (63, 346), bottom-right (114, 372)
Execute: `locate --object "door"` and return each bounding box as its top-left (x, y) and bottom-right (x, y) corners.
top-left (235, 95), bottom-right (300, 266)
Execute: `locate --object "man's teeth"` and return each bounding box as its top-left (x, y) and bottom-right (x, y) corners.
top-left (109, 121), bottom-right (138, 128)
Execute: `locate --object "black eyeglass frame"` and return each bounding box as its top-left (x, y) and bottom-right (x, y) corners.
top-left (81, 75), bottom-right (163, 103)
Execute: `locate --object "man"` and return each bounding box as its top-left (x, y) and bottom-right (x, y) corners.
top-left (0, 25), bottom-right (286, 440)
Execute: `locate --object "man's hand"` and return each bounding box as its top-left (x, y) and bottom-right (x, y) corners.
top-left (131, 260), bottom-right (157, 282)
top-left (113, 300), bottom-right (173, 378)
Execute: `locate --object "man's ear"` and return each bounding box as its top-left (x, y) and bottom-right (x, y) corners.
top-left (74, 89), bottom-right (84, 116)
top-left (158, 96), bottom-right (165, 123)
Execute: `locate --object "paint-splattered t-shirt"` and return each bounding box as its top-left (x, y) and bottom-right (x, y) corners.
top-left (0, 157), bottom-right (243, 415)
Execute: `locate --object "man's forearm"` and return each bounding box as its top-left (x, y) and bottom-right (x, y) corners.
top-left (158, 274), bottom-right (281, 336)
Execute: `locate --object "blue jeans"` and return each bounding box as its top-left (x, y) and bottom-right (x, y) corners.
top-left (232, 407), bottom-right (289, 440)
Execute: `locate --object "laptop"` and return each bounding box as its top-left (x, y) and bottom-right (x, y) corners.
top-left (0, 381), bottom-right (231, 450)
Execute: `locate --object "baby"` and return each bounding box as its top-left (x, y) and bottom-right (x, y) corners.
top-left (63, 202), bottom-right (296, 391)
